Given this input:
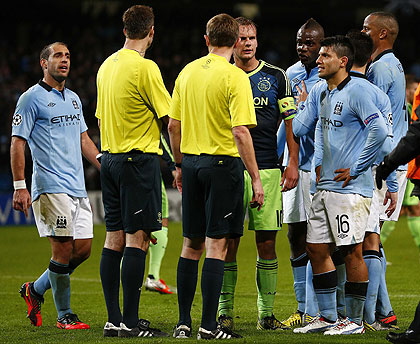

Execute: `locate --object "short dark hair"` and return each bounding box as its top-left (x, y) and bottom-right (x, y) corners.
top-left (40, 42), bottom-right (68, 61)
top-left (300, 18), bottom-right (324, 38)
top-left (321, 35), bottom-right (354, 72)
top-left (206, 14), bottom-right (239, 48)
top-left (369, 11), bottom-right (399, 42)
top-left (123, 5), bottom-right (154, 39)
top-left (346, 30), bottom-right (373, 67)
top-left (235, 17), bottom-right (257, 33)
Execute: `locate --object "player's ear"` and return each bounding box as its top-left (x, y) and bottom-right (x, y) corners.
top-left (340, 55), bottom-right (349, 69)
top-left (149, 26), bottom-right (155, 38)
top-left (204, 35), bottom-right (210, 47)
top-left (40, 58), bottom-right (47, 70)
top-left (379, 28), bottom-right (387, 40)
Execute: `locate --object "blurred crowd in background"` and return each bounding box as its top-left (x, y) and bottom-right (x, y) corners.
top-left (1, 0), bottom-right (419, 192)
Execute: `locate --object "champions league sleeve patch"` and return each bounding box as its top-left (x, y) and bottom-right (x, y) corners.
top-left (12, 113), bottom-right (23, 126)
top-left (364, 113), bottom-right (379, 125)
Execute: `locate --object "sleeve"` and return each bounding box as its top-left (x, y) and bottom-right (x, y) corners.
top-left (276, 70), bottom-right (297, 120)
top-left (77, 95), bottom-right (88, 134)
top-left (161, 133), bottom-right (175, 171)
top-left (139, 60), bottom-right (171, 119)
top-left (380, 137), bottom-right (398, 192)
top-left (292, 85), bottom-right (322, 137)
top-left (276, 121), bottom-right (286, 158)
top-left (367, 62), bottom-right (393, 94)
top-left (169, 74), bottom-right (182, 121)
top-left (11, 91), bottom-right (37, 140)
top-left (229, 71), bottom-right (257, 128)
top-left (314, 116), bottom-right (323, 169)
top-left (386, 120), bottom-right (420, 168)
top-left (349, 94), bottom-right (388, 177)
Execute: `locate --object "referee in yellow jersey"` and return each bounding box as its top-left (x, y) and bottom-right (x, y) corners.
top-left (95, 5), bottom-right (170, 338)
top-left (168, 13), bottom-right (264, 340)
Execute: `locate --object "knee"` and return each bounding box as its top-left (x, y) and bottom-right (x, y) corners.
top-left (104, 231), bottom-right (125, 252)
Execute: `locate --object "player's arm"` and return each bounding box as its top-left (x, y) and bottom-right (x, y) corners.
top-left (232, 125), bottom-right (264, 210)
top-left (314, 117), bottom-right (323, 184)
top-left (335, 100), bottom-right (388, 187)
top-left (168, 118), bottom-right (182, 193)
top-left (81, 131), bottom-right (101, 171)
top-left (10, 136), bottom-right (31, 216)
top-left (282, 117), bottom-right (299, 191)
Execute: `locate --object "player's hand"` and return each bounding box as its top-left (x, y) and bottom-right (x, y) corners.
top-left (280, 165), bottom-right (299, 192)
top-left (251, 177), bottom-right (264, 211)
top-left (175, 167), bottom-right (182, 194)
top-left (334, 168), bottom-right (353, 188)
top-left (13, 189), bottom-right (31, 217)
top-left (315, 165), bottom-right (321, 184)
top-left (296, 81), bottom-right (308, 105)
top-left (383, 190), bottom-right (398, 218)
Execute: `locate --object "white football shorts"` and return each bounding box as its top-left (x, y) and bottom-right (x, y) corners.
top-left (32, 193), bottom-right (93, 239)
top-left (307, 190), bottom-right (371, 245)
top-left (282, 169), bottom-right (312, 223)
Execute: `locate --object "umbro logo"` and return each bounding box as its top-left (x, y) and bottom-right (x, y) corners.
top-left (48, 102), bottom-right (56, 107)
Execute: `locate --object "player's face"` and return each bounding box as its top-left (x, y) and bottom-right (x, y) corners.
top-left (296, 29), bottom-right (322, 66)
top-left (234, 25), bottom-right (258, 61)
top-left (316, 46), bottom-right (342, 80)
top-left (44, 44), bottom-right (70, 83)
top-left (407, 81), bottom-right (419, 104)
top-left (362, 15), bottom-right (381, 48)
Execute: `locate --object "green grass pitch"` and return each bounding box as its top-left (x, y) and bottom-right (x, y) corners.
top-left (1, 218), bottom-right (419, 343)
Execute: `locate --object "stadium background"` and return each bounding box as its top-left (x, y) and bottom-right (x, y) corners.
top-left (0, 0), bottom-right (420, 225)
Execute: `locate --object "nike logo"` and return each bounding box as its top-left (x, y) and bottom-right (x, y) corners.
top-left (134, 209), bottom-right (143, 215)
top-left (224, 212), bottom-right (232, 218)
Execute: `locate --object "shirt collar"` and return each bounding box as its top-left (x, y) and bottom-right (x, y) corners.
top-left (372, 49), bottom-right (394, 63)
top-left (38, 79), bottom-right (52, 92)
top-left (349, 71), bottom-right (368, 80)
top-left (337, 75), bottom-right (351, 90)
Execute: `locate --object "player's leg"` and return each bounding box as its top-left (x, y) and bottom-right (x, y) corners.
top-left (99, 152), bottom-right (125, 334)
top-left (146, 178), bottom-right (172, 293)
top-left (118, 153), bottom-right (167, 337)
top-left (196, 155), bottom-right (243, 340)
top-left (323, 192), bottom-right (370, 335)
top-left (174, 154), bottom-right (204, 338)
top-left (283, 170), bottom-right (311, 327)
top-left (405, 180), bottom-right (420, 250)
top-left (217, 237), bottom-right (239, 329)
top-left (294, 191), bottom-right (338, 334)
top-left (377, 171), bottom-right (407, 326)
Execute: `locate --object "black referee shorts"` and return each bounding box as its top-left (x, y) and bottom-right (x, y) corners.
top-left (100, 151), bottom-right (162, 233)
top-left (182, 154), bottom-right (244, 239)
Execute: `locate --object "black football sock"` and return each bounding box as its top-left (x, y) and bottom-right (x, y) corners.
top-left (100, 247), bottom-right (123, 326)
top-left (201, 258), bottom-right (225, 331)
top-left (177, 257), bottom-right (199, 328)
top-left (121, 247), bottom-right (146, 328)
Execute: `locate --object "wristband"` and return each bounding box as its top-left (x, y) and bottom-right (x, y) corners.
top-left (175, 162), bottom-right (182, 168)
top-left (13, 180), bottom-right (26, 190)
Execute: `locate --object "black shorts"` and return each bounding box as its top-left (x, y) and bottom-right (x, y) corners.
top-left (100, 151), bottom-right (162, 233)
top-left (182, 154), bottom-right (244, 239)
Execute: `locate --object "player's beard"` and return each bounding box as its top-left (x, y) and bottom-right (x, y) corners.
top-left (51, 72), bottom-right (67, 83)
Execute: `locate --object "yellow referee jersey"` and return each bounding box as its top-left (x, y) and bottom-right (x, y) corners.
top-left (169, 53), bottom-right (256, 157)
top-left (96, 49), bottom-right (171, 154)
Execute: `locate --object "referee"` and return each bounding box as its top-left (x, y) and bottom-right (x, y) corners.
top-left (96, 5), bottom-right (170, 338)
top-left (169, 13), bottom-right (264, 339)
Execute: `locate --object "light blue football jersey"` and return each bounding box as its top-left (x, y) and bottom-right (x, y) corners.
top-left (278, 62), bottom-right (321, 171)
top-left (11, 81), bottom-right (88, 201)
top-left (312, 76), bottom-right (388, 197)
top-left (367, 49), bottom-right (407, 170)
